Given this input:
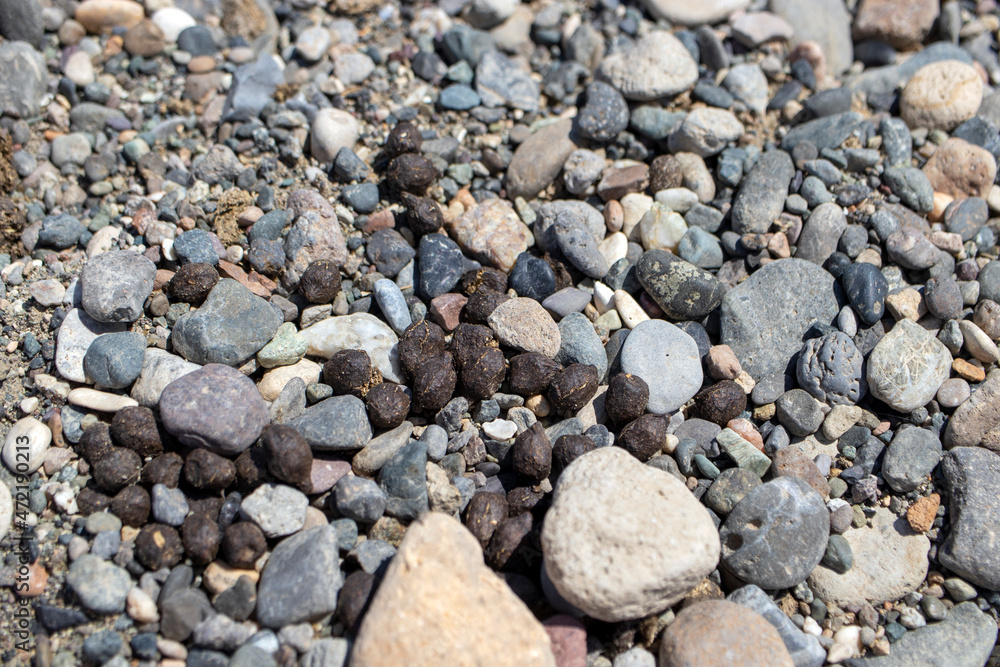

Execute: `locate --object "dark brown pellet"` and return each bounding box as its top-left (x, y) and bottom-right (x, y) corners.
top-left (111, 406), bottom-right (163, 458)
top-left (222, 521), bottom-right (267, 569)
top-left (464, 491), bottom-right (508, 548)
top-left (412, 353), bottom-right (457, 412)
top-left (142, 452), bottom-right (184, 488)
top-left (183, 448), bottom-right (237, 492)
top-left (400, 192), bottom-right (444, 236)
top-left (485, 512), bottom-right (534, 572)
top-left (462, 288), bottom-right (509, 324)
top-left (547, 364), bottom-right (599, 412)
top-left (261, 425), bottom-right (313, 491)
top-left (605, 373), bottom-right (649, 425)
top-left (76, 487), bottom-right (112, 515)
top-left (387, 153), bottom-right (437, 193)
top-left (461, 346), bottom-right (507, 399)
top-left (458, 267), bottom-right (508, 296)
top-left (512, 422), bottom-right (552, 480)
top-left (508, 352), bottom-right (562, 396)
top-left (92, 447), bottom-right (142, 492)
top-left (450, 323), bottom-right (497, 369)
top-left (696, 380), bottom-right (747, 426)
top-left (168, 263), bottom-right (219, 303)
top-left (506, 486), bottom-right (547, 517)
top-left (110, 485), bottom-right (150, 527)
top-left (135, 523), bottom-right (184, 570)
top-left (234, 447), bottom-right (269, 491)
top-left (618, 414), bottom-right (667, 462)
top-left (79, 422), bottom-right (113, 464)
top-left (298, 259), bottom-right (342, 304)
top-left (384, 121), bottom-right (423, 157)
top-left (552, 434), bottom-right (596, 475)
top-left (181, 513), bottom-right (221, 565)
top-left (398, 320), bottom-right (447, 378)
top-left (323, 349), bottom-right (382, 398)
top-left (365, 383), bottom-right (411, 430)
top-left (337, 570), bottom-right (375, 632)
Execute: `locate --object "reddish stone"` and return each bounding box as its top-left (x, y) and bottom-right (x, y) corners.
top-left (310, 457), bottom-right (353, 494)
top-left (429, 293), bottom-right (468, 332)
top-left (543, 615), bottom-right (587, 667)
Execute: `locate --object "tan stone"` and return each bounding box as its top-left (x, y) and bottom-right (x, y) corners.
top-left (487, 297), bottom-right (561, 357)
top-left (449, 198), bottom-right (533, 272)
top-left (907, 493), bottom-right (940, 533)
top-left (772, 445), bottom-right (830, 500)
top-left (901, 61), bottom-right (982, 131)
top-left (923, 138), bottom-right (998, 200)
top-left (853, 0), bottom-right (939, 49)
top-left (808, 507), bottom-right (930, 606)
top-left (75, 0), bottom-right (145, 34)
top-left (660, 601), bottom-right (794, 667)
top-left (351, 513), bottom-right (555, 666)
top-left (257, 358), bottom-right (321, 401)
top-left (203, 561), bottom-right (260, 595)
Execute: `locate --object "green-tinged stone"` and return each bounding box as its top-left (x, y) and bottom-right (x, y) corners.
top-left (828, 477), bottom-right (848, 498)
top-left (693, 454), bottom-right (720, 480)
top-left (821, 534), bottom-right (853, 573)
top-left (257, 322), bottom-right (308, 369)
top-left (717, 428), bottom-right (771, 477)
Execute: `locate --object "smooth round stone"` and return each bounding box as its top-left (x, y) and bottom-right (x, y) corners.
top-left (296, 26), bottom-right (331, 63)
top-left (151, 7), bottom-right (196, 42)
top-left (159, 364), bottom-right (269, 456)
top-left (595, 31), bottom-right (698, 102)
top-left (668, 107), bottom-right (745, 157)
top-left (50, 132), bottom-right (92, 166)
top-left (620, 319), bottom-right (702, 414)
top-left (240, 483), bottom-right (308, 538)
top-left (901, 60), bottom-right (983, 132)
top-left (3, 417), bottom-right (51, 475)
top-left (841, 262), bottom-right (888, 326)
top-left (636, 248), bottom-right (725, 320)
top-left (542, 447), bottom-right (720, 622)
top-left (68, 388), bottom-right (138, 412)
top-left (80, 250), bottom-right (156, 323)
top-left (74, 0), bottom-right (144, 33)
top-left (796, 332), bottom-right (866, 405)
top-left (720, 476), bottom-right (830, 590)
top-left (439, 84), bottom-right (481, 110)
top-left (556, 313), bottom-right (609, 381)
top-left (678, 227), bottom-right (723, 269)
top-left (882, 426), bottom-right (942, 493)
top-left (958, 320), bottom-right (1000, 363)
top-left (510, 253), bottom-right (557, 301)
top-left (867, 320), bottom-right (951, 413)
top-left (487, 298), bottom-right (561, 358)
top-left (83, 331), bottom-right (146, 389)
top-left (809, 507), bottom-right (930, 606)
top-left (373, 279), bottom-right (412, 335)
top-left (129, 349), bottom-right (200, 408)
top-left (151, 483), bottom-right (189, 527)
top-left (28, 279), bottom-right (65, 306)
top-left (659, 600), bottom-right (794, 667)
top-left (310, 108), bottom-right (360, 164)
top-left (937, 378), bottom-right (970, 409)
top-left (639, 202), bottom-right (688, 253)
top-left (554, 211), bottom-right (610, 279)
top-left (731, 151), bottom-right (795, 235)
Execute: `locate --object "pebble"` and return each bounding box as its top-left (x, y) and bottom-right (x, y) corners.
top-left (728, 585), bottom-right (826, 667)
top-left (66, 555), bottom-right (132, 615)
top-left (576, 82), bottom-right (629, 141)
top-left (856, 602), bottom-right (997, 667)
top-left (595, 31), bottom-right (698, 101)
top-left (660, 601), bottom-right (794, 667)
top-left (56, 308), bottom-right (128, 384)
top-left (636, 248), bottom-right (725, 320)
top-left (310, 108), bottom-right (359, 164)
top-left (555, 313), bottom-right (608, 381)
top-left (288, 395), bottom-right (372, 450)
top-left (841, 262), bottom-right (888, 325)
top-left (159, 363), bottom-right (269, 456)
top-left (901, 61), bottom-right (983, 132)
top-left (720, 477), bottom-right (829, 589)
top-left (418, 234), bottom-right (464, 299)
top-left (808, 507), bottom-right (930, 606)
top-left (939, 447), bottom-right (1000, 591)
top-left (505, 119), bottom-right (578, 201)
top-left (867, 320), bottom-right (951, 413)
top-left (2, 417), bottom-right (52, 475)
top-left (300, 313), bottom-right (403, 383)
top-left (449, 198), bottom-right (532, 272)
top-left (240, 483), bottom-right (308, 538)
top-left (542, 447), bottom-right (719, 621)
top-left (668, 108), bottom-right (744, 157)
top-left (721, 259), bottom-right (840, 380)
top-left (487, 297), bottom-right (561, 357)
top-left (83, 331), bottom-right (146, 389)
top-left (620, 319), bottom-right (702, 414)
top-left (129, 349), bottom-right (201, 408)
top-left (796, 332), bottom-right (866, 405)
top-left (922, 137), bottom-right (998, 200)
top-left (256, 525), bottom-right (342, 628)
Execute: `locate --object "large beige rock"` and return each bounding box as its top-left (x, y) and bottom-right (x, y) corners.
top-left (351, 513), bottom-right (555, 666)
top-left (808, 507), bottom-right (930, 606)
top-left (901, 61), bottom-right (982, 132)
top-left (867, 319), bottom-right (951, 413)
top-left (595, 31), bottom-right (698, 102)
top-left (449, 198), bottom-right (533, 272)
top-left (853, 0), bottom-right (939, 49)
top-left (487, 297), bottom-right (561, 358)
top-left (257, 358), bottom-right (321, 401)
top-left (542, 447), bottom-right (720, 622)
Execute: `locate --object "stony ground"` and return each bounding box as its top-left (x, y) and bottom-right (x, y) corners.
top-left (1, 0), bottom-right (1000, 665)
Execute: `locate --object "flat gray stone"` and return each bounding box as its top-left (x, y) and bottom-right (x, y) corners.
top-left (620, 319), bottom-right (702, 414)
top-left (288, 395), bottom-right (372, 451)
top-left (720, 259), bottom-right (842, 380)
top-left (939, 447), bottom-right (1000, 591)
top-left (256, 525), bottom-right (343, 628)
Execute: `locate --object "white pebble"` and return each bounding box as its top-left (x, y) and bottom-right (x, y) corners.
top-left (483, 419), bottom-right (518, 441)
top-left (19, 397), bottom-right (39, 414)
top-left (127, 587), bottom-right (160, 623)
top-left (613, 290), bottom-right (649, 329)
top-left (593, 282), bottom-right (615, 315)
top-left (3, 417), bottom-right (52, 475)
top-left (68, 388), bottom-right (139, 412)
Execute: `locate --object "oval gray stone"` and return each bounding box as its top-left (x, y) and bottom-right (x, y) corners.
top-left (83, 331), bottom-right (147, 389)
top-left (80, 250), bottom-right (156, 323)
top-left (287, 395), bottom-right (372, 451)
top-left (620, 319), bottom-right (702, 414)
top-left (867, 319), bottom-right (951, 413)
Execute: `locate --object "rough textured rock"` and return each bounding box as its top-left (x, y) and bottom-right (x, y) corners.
top-left (808, 507), bottom-right (930, 606)
top-left (542, 447), bottom-right (720, 622)
top-left (938, 447), bottom-right (1000, 591)
top-left (619, 319), bottom-right (703, 415)
top-left (721, 259), bottom-right (841, 380)
top-left (943, 373), bottom-right (1000, 450)
top-left (867, 320), bottom-right (951, 413)
top-left (595, 31), bottom-right (698, 102)
top-left (351, 513), bottom-right (556, 666)
top-left (505, 120), bottom-right (577, 202)
top-left (449, 198), bottom-right (533, 272)
top-left (256, 525), bottom-right (343, 628)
